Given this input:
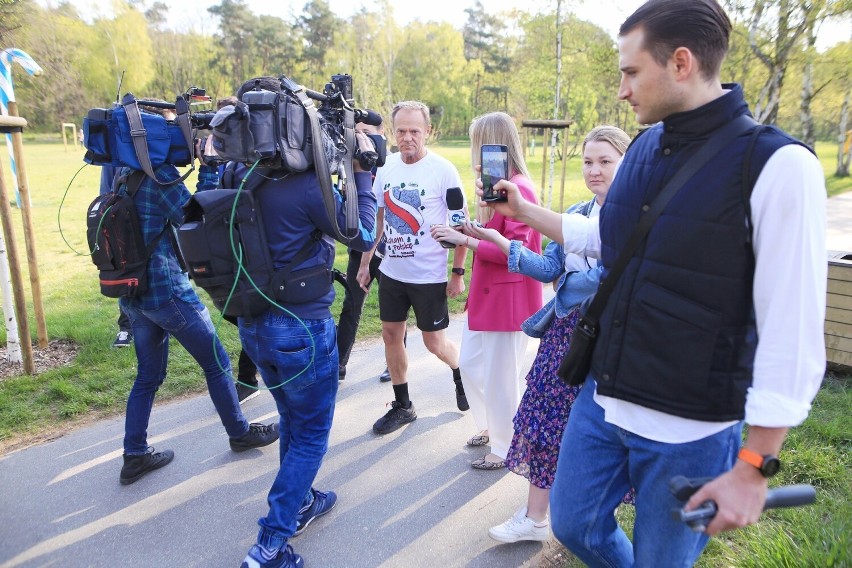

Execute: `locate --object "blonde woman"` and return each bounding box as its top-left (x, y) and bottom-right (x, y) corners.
top-left (431, 112), bottom-right (542, 470)
top-left (465, 126), bottom-right (633, 542)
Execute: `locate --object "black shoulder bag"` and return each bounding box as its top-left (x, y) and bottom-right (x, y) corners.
top-left (558, 114), bottom-right (757, 386)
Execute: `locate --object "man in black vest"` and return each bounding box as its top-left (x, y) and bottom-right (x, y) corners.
top-left (476, 1), bottom-right (826, 565)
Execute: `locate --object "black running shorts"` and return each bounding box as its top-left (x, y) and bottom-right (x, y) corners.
top-left (378, 275), bottom-right (450, 332)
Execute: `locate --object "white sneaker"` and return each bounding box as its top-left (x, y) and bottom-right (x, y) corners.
top-left (488, 506), bottom-right (550, 543)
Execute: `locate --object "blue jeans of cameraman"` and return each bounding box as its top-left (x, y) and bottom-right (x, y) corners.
top-left (550, 379), bottom-right (742, 568)
top-left (122, 297), bottom-right (249, 455)
top-left (239, 311), bottom-right (338, 551)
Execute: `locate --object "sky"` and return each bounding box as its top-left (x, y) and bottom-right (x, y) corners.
top-left (39, 0), bottom-right (851, 51)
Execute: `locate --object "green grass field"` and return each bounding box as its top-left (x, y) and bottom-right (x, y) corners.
top-left (0, 138), bottom-right (849, 566)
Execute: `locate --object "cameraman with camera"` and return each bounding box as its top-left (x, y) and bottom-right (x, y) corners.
top-left (222, 77), bottom-right (378, 568)
top-left (116, 100), bottom-right (280, 487)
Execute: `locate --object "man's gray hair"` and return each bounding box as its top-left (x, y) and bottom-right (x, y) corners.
top-left (392, 101), bottom-right (430, 127)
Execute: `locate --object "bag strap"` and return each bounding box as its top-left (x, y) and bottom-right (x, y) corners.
top-left (173, 95), bottom-right (197, 174)
top-left (114, 170), bottom-right (170, 259)
top-left (121, 93), bottom-right (194, 187)
top-left (277, 230), bottom-right (324, 281)
top-left (222, 161), bottom-right (239, 189)
top-left (340, 106), bottom-right (359, 239)
top-left (280, 76), bottom-right (359, 243)
top-left (741, 124), bottom-right (767, 245)
top-left (578, 114), bottom-right (757, 334)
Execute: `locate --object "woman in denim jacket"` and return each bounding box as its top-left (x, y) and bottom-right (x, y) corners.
top-left (466, 126), bottom-right (632, 544)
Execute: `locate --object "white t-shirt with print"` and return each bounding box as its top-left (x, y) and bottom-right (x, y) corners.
top-left (375, 150), bottom-right (465, 284)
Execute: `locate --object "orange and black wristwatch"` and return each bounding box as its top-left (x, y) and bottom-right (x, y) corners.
top-left (738, 447), bottom-right (781, 478)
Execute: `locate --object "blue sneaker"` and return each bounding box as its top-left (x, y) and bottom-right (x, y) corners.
top-left (240, 544), bottom-right (303, 568)
top-left (294, 489), bottom-right (337, 536)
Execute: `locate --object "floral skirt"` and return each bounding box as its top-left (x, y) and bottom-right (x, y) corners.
top-left (505, 309), bottom-right (581, 489)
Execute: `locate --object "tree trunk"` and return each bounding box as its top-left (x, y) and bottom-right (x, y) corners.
top-left (748, 0), bottom-right (803, 125)
top-left (837, 87), bottom-right (851, 177)
top-left (799, 14), bottom-right (817, 148)
top-left (547, 0), bottom-right (562, 210)
top-left (0, 232), bottom-right (21, 363)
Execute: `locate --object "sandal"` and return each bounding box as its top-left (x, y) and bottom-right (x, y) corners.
top-left (472, 456), bottom-right (505, 470)
top-left (467, 433), bottom-right (490, 447)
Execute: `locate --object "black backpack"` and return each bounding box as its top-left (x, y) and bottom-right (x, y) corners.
top-left (177, 185), bottom-right (275, 317)
top-left (86, 170), bottom-right (168, 298)
top-left (176, 166), bottom-right (333, 317)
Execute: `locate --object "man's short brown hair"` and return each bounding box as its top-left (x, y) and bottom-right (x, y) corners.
top-left (620, 0), bottom-right (731, 81)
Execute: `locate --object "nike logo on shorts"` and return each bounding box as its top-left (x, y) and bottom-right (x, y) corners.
top-left (433, 317), bottom-right (446, 326)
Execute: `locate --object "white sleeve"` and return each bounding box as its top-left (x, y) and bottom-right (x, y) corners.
top-left (562, 213), bottom-right (601, 258)
top-left (374, 168), bottom-right (385, 207)
top-left (747, 144), bottom-right (826, 427)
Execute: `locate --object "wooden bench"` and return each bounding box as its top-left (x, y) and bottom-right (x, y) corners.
top-left (826, 251), bottom-right (852, 367)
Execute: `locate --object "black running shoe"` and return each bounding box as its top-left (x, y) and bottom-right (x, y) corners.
top-left (120, 446), bottom-right (174, 485)
top-left (372, 401), bottom-right (417, 434)
top-left (454, 378), bottom-right (469, 411)
top-left (379, 368), bottom-right (391, 382)
top-left (230, 422), bottom-right (279, 452)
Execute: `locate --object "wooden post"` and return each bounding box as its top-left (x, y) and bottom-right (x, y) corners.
top-left (540, 128), bottom-right (548, 203)
top-left (0, 116), bottom-right (34, 374)
top-left (61, 123), bottom-right (77, 152)
top-left (7, 101), bottom-right (47, 347)
top-left (559, 130), bottom-right (570, 212)
top-left (521, 120), bottom-right (573, 209)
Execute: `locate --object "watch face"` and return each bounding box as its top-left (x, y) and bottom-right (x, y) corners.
top-left (762, 456), bottom-right (781, 477)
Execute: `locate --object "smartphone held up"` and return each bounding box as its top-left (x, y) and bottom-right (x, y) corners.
top-left (481, 144), bottom-right (509, 202)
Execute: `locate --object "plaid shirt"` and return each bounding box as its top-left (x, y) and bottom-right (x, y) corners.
top-left (119, 165), bottom-right (197, 311)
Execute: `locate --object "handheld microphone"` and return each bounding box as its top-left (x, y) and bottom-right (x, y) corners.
top-left (446, 187), bottom-right (466, 227)
top-left (354, 109), bottom-right (383, 127)
top-left (440, 187), bottom-right (466, 249)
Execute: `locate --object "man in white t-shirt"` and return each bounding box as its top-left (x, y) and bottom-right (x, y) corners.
top-left (357, 100), bottom-right (469, 435)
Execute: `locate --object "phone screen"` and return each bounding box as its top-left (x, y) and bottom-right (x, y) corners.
top-left (481, 144), bottom-right (509, 202)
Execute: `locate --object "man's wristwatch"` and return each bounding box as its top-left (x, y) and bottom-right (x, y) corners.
top-left (738, 447), bottom-right (781, 478)
top-left (451, 267), bottom-right (465, 276)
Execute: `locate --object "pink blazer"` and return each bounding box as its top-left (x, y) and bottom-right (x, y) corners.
top-left (466, 174), bottom-right (543, 331)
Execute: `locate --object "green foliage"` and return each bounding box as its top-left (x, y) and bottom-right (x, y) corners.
top-left (299, 0), bottom-right (340, 87)
top-left (4, 0), bottom-right (851, 152)
top-left (463, 0), bottom-right (512, 115)
top-left (0, 0), bottom-right (27, 44)
top-left (508, 12), bottom-right (630, 150)
top-left (391, 21), bottom-right (476, 140)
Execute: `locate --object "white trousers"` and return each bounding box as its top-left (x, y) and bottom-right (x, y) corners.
top-left (458, 320), bottom-right (529, 459)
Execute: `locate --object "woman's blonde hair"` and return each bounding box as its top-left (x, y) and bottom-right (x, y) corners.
top-left (469, 112), bottom-right (530, 179)
top-left (469, 112), bottom-right (530, 223)
top-left (582, 125), bottom-right (631, 156)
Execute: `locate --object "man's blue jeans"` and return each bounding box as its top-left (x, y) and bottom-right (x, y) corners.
top-left (239, 312), bottom-right (338, 551)
top-left (550, 380), bottom-right (742, 568)
top-left (123, 297), bottom-right (249, 455)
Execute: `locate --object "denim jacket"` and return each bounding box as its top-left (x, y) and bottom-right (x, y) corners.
top-left (507, 199), bottom-right (602, 338)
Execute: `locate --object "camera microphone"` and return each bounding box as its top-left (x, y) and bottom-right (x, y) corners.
top-left (354, 109), bottom-right (383, 127)
top-left (437, 187), bottom-right (466, 250)
top-left (446, 187), bottom-right (466, 227)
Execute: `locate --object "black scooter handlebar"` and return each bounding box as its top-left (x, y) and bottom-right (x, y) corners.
top-left (669, 476), bottom-right (816, 532)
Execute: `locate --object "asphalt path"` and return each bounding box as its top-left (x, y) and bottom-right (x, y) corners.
top-left (0, 314), bottom-right (545, 568)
